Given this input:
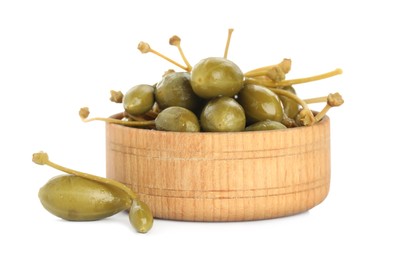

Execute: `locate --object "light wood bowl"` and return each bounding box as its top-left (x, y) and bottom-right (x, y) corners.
top-left (106, 116), bottom-right (330, 221)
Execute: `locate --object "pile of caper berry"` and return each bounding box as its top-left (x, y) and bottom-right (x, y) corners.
top-left (81, 29), bottom-right (343, 132)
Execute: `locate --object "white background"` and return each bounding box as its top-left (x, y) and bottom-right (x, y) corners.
top-left (1, 0), bottom-right (393, 259)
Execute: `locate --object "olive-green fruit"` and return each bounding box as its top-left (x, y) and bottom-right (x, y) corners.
top-left (123, 84), bottom-right (155, 116)
top-left (238, 84), bottom-right (284, 123)
top-left (129, 199), bottom-right (154, 233)
top-left (191, 57), bottom-right (244, 99)
top-left (155, 72), bottom-right (203, 113)
top-left (245, 120), bottom-right (287, 131)
top-left (38, 175), bottom-right (131, 221)
top-left (279, 86), bottom-right (299, 119)
top-left (155, 106), bottom-right (200, 132)
top-left (200, 96), bottom-right (246, 132)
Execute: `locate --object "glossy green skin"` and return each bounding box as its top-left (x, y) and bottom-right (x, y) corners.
top-left (129, 199), bottom-right (153, 233)
top-left (245, 120), bottom-right (287, 131)
top-left (191, 57), bottom-right (244, 99)
top-left (155, 72), bottom-right (203, 113)
top-left (155, 106), bottom-right (200, 132)
top-left (238, 84), bottom-right (284, 123)
top-left (200, 96), bottom-right (246, 132)
top-left (279, 86), bottom-right (299, 119)
top-left (123, 84), bottom-right (155, 116)
top-left (38, 175), bottom-right (131, 221)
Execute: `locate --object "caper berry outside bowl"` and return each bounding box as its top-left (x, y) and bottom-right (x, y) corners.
top-left (105, 113), bottom-right (330, 221)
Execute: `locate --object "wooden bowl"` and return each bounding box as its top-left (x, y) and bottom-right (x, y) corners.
top-left (106, 116), bottom-right (330, 221)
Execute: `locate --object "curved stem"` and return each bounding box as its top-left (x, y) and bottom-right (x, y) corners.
top-left (32, 152), bottom-right (138, 200)
top-left (83, 116), bottom-right (155, 127)
top-left (224, 28), bottom-right (234, 59)
top-left (269, 87), bottom-right (316, 126)
top-left (268, 87), bottom-right (310, 110)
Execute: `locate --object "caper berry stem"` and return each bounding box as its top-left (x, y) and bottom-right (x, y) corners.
top-left (169, 36), bottom-right (192, 72)
top-left (32, 152), bottom-right (138, 200)
top-left (268, 87), bottom-right (316, 126)
top-left (223, 28), bottom-right (234, 59)
top-left (278, 68), bottom-right (343, 86)
top-left (297, 109), bottom-right (316, 126)
top-left (244, 68), bottom-right (270, 79)
top-left (244, 59), bottom-right (291, 77)
top-left (268, 87), bottom-right (310, 111)
top-left (83, 116), bottom-right (155, 127)
top-left (246, 68), bottom-right (342, 88)
top-left (314, 92), bottom-right (344, 121)
top-left (249, 66), bottom-right (286, 82)
top-left (138, 41), bottom-right (189, 71)
top-left (314, 105), bottom-right (331, 122)
top-left (304, 96), bottom-right (327, 104)
top-left (305, 93), bottom-right (344, 106)
top-left (79, 107), bottom-right (155, 127)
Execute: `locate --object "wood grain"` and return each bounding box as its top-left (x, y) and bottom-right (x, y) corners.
top-left (106, 116), bottom-right (330, 221)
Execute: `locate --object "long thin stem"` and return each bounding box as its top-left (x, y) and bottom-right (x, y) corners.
top-left (149, 49), bottom-right (189, 71)
top-left (138, 41), bottom-right (189, 71)
top-left (176, 46), bottom-right (192, 71)
top-left (313, 93), bottom-right (344, 121)
top-left (83, 116), bottom-right (155, 127)
top-left (278, 68), bottom-right (342, 86)
top-left (268, 87), bottom-right (310, 110)
top-left (79, 107), bottom-right (155, 127)
top-left (169, 36), bottom-right (192, 72)
top-left (224, 28), bottom-right (234, 59)
top-left (304, 96), bottom-right (327, 104)
top-left (32, 152), bottom-right (138, 199)
top-left (246, 68), bottom-right (342, 88)
top-left (315, 104), bottom-right (331, 122)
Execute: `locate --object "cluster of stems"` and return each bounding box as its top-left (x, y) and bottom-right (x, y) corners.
top-left (136, 29), bottom-right (343, 126)
top-left (138, 28), bottom-right (236, 73)
top-left (138, 36), bottom-right (192, 72)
